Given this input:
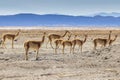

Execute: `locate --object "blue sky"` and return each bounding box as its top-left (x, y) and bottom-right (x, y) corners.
top-left (0, 0), bottom-right (120, 15)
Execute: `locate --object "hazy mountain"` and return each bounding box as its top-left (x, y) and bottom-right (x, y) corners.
top-left (95, 12), bottom-right (120, 17)
top-left (0, 13), bottom-right (120, 26)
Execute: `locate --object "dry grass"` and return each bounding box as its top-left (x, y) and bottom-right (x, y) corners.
top-left (0, 28), bottom-right (120, 80)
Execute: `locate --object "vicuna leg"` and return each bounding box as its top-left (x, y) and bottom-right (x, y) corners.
top-left (104, 42), bottom-right (107, 47)
top-left (62, 45), bottom-right (65, 54)
top-left (101, 44), bottom-right (104, 48)
top-left (55, 43), bottom-right (58, 54)
top-left (94, 41), bottom-right (97, 50)
top-left (77, 45), bottom-right (80, 53)
top-left (72, 44), bottom-right (76, 53)
top-left (2, 40), bottom-right (6, 48)
top-left (81, 46), bottom-right (82, 53)
top-left (46, 39), bottom-right (50, 48)
top-left (12, 38), bottom-right (14, 49)
top-left (70, 46), bottom-right (72, 53)
top-left (50, 40), bottom-right (54, 49)
top-left (25, 47), bottom-right (29, 60)
top-left (36, 49), bottom-right (39, 60)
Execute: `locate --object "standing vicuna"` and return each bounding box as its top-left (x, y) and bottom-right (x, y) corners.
top-left (54, 33), bottom-right (72, 54)
top-left (46, 30), bottom-right (70, 49)
top-left (2, 29), bottom-right (21, 48)
top-left (24, 32), bottom-right (46, 60)
top-left (72, 35), bottom-right (87, 53)
top-left (109, 35), bottom-right (118, 46)
top-left (93, 31), bottom-right (112, 50)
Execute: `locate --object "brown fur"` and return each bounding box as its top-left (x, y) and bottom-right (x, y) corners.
top-left (93, 31), bottom-right (112, 50)
top-left (2, 29), bottom-right (21, 48)
top-left (72, 35), bottom-right (87, 53)
top-left (109, 35), bottom-right (118, 46)
top-left (24, 32), bottom-right (46, 60)
top-left (61, 40), bottom-right (72, 54)
top-left (54, 34), bottom-right (72, 54)
top-left (46, 30), bottom-right (70, 49)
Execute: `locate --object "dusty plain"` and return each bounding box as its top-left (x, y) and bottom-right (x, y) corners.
top-left (0, 28), bottom-right (120, 80)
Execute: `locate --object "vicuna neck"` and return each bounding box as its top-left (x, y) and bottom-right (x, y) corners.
top-left (41, 35), bottom-right (45, 43)
top-left (62, 31), bottom-right (68, 37)
top-left (108, 32), bottom-right (112, 40)
top-left (113, 36), bottom-right (117, 41)
top-left (15, 31), bottom-right (20, 37)
top-left (83, 36), bottom-right (87, 43)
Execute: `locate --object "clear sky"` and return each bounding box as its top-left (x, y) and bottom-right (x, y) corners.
top-left (0, 0), bottom-right (120, 15)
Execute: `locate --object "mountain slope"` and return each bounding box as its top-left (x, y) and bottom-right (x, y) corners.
top-left (95, 12), bottom-right (120, 17)
top-left (0, 13), bottom-right (120, 26)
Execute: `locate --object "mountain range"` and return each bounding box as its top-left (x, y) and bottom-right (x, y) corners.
top-left (0, 13), bottom-right (120, 27)
top-left (94, 12), bottom-right (120, 17)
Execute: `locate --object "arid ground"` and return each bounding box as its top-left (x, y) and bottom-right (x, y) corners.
top-left (0, 28), bottom-right (120, 80)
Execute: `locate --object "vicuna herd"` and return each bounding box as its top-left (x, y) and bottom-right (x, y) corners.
top-left (0, 30), bottom-right (118, 60)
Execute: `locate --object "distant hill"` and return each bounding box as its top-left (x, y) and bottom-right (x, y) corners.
top-left (95, 12), bottom-right (120, 17)
top-left (0, 13), bottom-right (120, 26)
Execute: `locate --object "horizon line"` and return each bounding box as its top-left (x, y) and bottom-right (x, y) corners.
top-left (0, 12), bottom-right (120, 16)
top-left (0, 12), bottom-right (120, 17)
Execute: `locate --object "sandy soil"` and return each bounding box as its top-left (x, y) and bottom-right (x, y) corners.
top-left (0, 29), bottom-right (120, 80)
